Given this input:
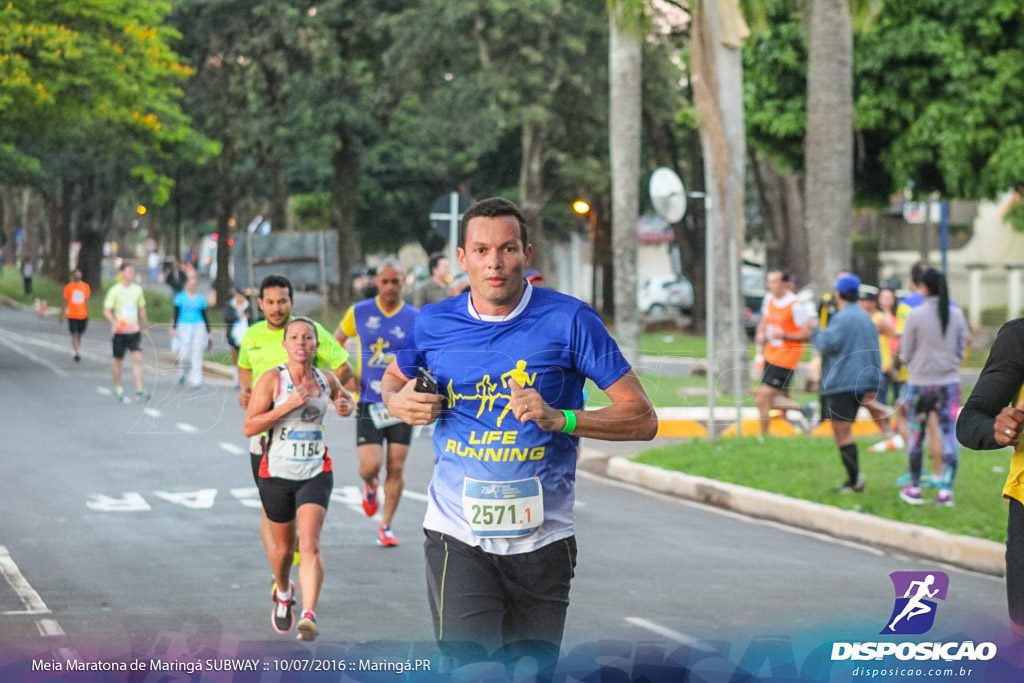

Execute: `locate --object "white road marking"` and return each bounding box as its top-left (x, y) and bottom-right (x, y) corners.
top-left (230, 488), bottom-right (264, 509)
top-left (175, 422), bottom-right (198, 433)
top-left (624, 617), bottom-right (709, 649)
top-left (86, 493), bottom-right (151, 512)
top-left (57, 647), bottom-right (80, 661)
top-left (0, 335), bottom-right (68, 377)
top-left (0, 546), bottom-right (50, 615)
top-left (402, 490), bottom-right (429, 502)
top-left (36, 618), bottom-right (65, 636)
top-left (153, 489), bottom-right (218, 509)
top-left (144, 408), bottom-right (162, 418)
top-left (218, 442), bottom-right (247, 455)
top-left (97, 386), bottom-right (113, 396)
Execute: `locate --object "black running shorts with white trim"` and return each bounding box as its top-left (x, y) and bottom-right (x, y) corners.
top-left (257, 470), bottom-right (333, 523)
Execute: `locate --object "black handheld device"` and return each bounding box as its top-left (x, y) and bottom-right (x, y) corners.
top-left (415, 367), bottom-right (437, 394)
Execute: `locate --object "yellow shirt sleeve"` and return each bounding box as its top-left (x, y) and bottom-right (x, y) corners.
top-left (339, 306), bottom-right (357, 338)
top-left (315, 322), bottom-right (350, 371)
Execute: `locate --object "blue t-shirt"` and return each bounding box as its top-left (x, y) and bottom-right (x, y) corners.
top-left (173, 291), bottom-right (207, 325)
top-left (351, 298), bottom-right (418, 403)
top-left (395, 283), bottom-right (630, 555)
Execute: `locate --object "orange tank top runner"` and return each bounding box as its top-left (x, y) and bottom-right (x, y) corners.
top-left (762, 296), bottom-right (804, 370)
top-left (63, 281), bottom-right (91, 320)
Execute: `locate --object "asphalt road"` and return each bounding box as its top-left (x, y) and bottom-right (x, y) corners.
top-left (0, 304), bottom-right (1012, 674)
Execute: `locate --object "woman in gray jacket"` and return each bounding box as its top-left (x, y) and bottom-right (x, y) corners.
top-left (899, 269), bottom-right (969, 506)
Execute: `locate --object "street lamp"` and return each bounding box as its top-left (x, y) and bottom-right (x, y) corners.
top-left (573, 200), bottom-right (590, 215)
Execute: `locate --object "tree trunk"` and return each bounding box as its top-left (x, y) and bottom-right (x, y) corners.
top-left (691, 0), bottom-right (748, 395)
top-left (609, 12), bottom-right (642, 365)
top-left (519, 119), bottom-right (548, 278)
top-left (678, 137), bottom-right (707, 335)
top-left (78, 176), bottom-right (104, 292)
top-left (783, 169), bottom-right (808, 284)
top-left (805, 0), bottom-right (853, 294)
top-left (756, 157), bottom-right (808, 283)
top-left (44, 178), bottom-right (73, 281)
top-left (215, 131), bottom-right (236, 306)
top-left (21, 188), bottom-right (41, 271)
top-left (0, 184), bottom-right (15, 255)
top-left (331, 124), bottom-right (360, 309)
top-left (270, 154), bottom-right (288, 233)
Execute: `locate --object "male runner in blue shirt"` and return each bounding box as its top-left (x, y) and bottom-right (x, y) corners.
top-left (335, 261), bottom-right (419, 546)
top-left (382, 197), bottom-right (657, 663)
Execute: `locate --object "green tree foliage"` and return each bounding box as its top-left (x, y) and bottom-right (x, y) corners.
top-left (742, 0), bottom-right (807, 172)
top-left (0, 0), bottom-right (197, 199)
top-left (856, 0), bottom-right (1024, 199)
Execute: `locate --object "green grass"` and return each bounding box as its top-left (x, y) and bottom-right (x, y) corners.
top-left (634, 435), bottom-right (1009, 542)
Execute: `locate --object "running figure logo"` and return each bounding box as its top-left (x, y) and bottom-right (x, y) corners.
top-left (446, 360), bottom-right (537, 427)
top-left (881, 571), bottom-right (949, 635)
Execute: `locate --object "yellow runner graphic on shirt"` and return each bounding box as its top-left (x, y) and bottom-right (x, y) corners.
top-left (446, 360), bottom-right (536, 428)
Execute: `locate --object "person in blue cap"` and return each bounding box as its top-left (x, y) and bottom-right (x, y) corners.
top-left (812, 273), bottom-right (884, 493)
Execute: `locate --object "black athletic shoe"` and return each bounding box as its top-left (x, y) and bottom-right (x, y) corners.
top-left (271, 581), bottom-right (296, 634)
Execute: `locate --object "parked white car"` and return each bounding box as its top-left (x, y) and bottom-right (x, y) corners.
top-left (638, 274), bottom-right (695, 316)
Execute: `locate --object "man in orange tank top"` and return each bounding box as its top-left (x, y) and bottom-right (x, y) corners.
top-left (62, 268), bottom-right (91, 362)
top-left (755, 271), bottom-right (812, 436)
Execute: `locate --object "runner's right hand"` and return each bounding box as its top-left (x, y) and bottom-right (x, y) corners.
top-left (384, 378), bottom-right (442, 425)
top-left (994, 401), bottom-right (1024, 447)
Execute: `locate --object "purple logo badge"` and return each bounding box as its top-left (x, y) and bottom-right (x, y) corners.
top-left (881, 571), bottom-right (949, 635)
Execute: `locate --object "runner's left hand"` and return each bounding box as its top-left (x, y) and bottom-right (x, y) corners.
top-left (334, 388), bottom-right (354, 417)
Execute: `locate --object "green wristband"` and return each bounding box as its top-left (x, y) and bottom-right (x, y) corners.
top-left (561, 409), bottom-right (577, 434)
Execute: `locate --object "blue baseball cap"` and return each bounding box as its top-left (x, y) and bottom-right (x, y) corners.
top-left (834, 274), bottom-right (861, 298)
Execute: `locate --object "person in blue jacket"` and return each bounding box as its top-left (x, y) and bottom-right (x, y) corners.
top-left (813, 273), bottom-right (884, 493)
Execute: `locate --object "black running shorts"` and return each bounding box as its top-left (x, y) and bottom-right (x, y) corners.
top-left (68, 318), bottom-right (88, 335)
top-left (424, 530), bottom-right (576, 660)
top-left (1008, 498), bottom-right (1024, 630)
top-left (822, 392), bottom-right (862, 422)
top-left (760, 362), bottom-right (795, 390)
top-left (112, 332), bottom-right (142, 358)
top-left (355, 401), bottom-right (413, 446)
top-left (257, 470), bottom-right (333, 524)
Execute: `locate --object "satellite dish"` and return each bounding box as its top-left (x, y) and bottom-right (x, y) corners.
top-left (649, 167), bottom-right (686, 223)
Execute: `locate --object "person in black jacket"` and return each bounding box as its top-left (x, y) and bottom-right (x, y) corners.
top-left (956, 318), bottom-right (1024, 636)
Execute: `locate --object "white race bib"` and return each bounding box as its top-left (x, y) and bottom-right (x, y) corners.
top-left (462, 477), bottom-right (544, 538)
top-left (368, 402), bottom-right (401, 429)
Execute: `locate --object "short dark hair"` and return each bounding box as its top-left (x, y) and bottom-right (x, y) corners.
top-left (910, 260), bottom-right (930, 286)
top-left (428, 253), bottom-right (446, 274)
top-left (120, 262), bottom-right (133, 272)
top-left (259, 274), bottom-right (293, 301)
top-left (458, 197), bottom-right (528, 249)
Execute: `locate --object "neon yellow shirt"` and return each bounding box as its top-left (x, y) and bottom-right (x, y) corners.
top-left (103, 282), bottom-right (146, 334)
top-left (237, 319), bottom-right (348, 387)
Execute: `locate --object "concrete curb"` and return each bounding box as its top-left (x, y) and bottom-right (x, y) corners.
top-left (606, 456), bottom-right (1005, 577)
